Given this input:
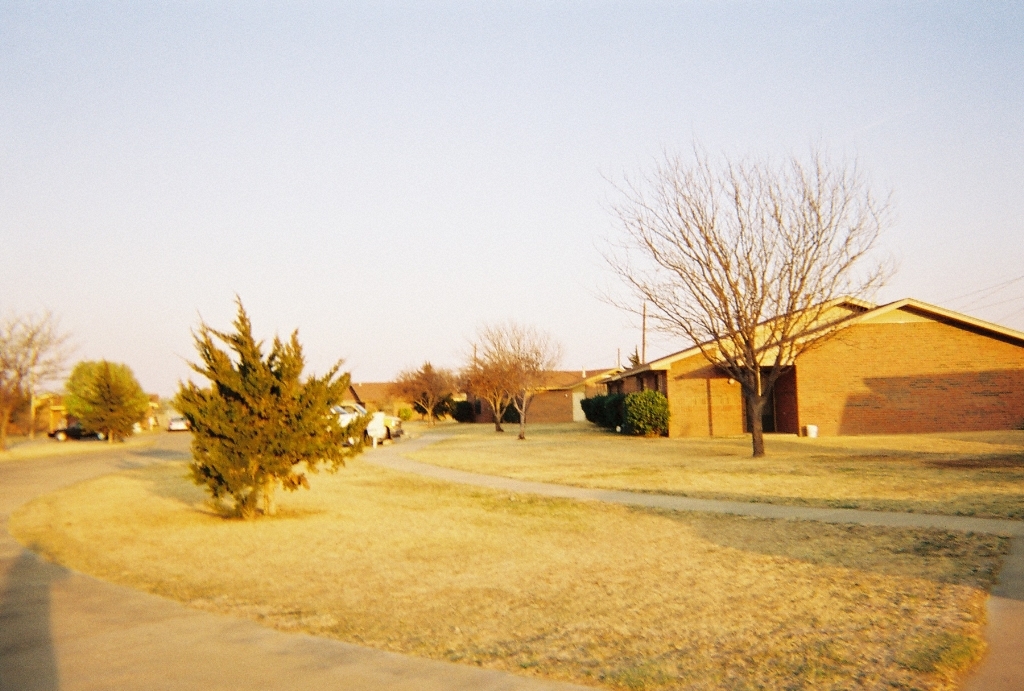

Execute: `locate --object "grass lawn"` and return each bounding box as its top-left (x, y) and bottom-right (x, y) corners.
top-left (407, 424), bottom-right (1024, 519)
top-left (11, 453), bottom-right (1009, 691)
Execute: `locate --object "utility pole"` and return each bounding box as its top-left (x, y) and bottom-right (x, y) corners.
top-left (641, 302), bottom-right (647, 364)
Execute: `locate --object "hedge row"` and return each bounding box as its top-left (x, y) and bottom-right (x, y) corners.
top-left (580, 393), bottom-right (626, 430)
top-left (582, 390), bottom-right (669, 436)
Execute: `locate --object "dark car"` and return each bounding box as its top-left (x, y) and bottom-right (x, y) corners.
top-left (49, 422), bottom-right (105, 442)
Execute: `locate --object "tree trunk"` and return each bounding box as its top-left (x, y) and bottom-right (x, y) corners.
top-left (28, 394), bottom-right (36, 440)
top-left (0, 410), bottom-right (10, 451)
top-left (747, 391), bottom-right (766, 457)
top-left (518, 406), bottom-right (527, 440)
top-left (262, 480), bottom-right (277, 516)
top-left (488, 398), bottom-right (505, 432)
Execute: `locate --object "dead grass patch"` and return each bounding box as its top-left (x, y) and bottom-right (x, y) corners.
top-left (10, 456), bottom-right (1008, 690)
top-left (408, 424), bottom-right (1024, 519)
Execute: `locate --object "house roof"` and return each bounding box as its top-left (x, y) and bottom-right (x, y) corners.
top-left (536, 368), bottom-right (623, 391)
top-left (852, 297), bottom-right (1024, 346)
top-left (605, 297), bottom-right (1024, 383)
top-left (348, 382), bottom-right (396, 404)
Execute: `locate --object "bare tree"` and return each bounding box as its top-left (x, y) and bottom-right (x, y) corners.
top-left (0, 311), bottom-right (71, 449)
top-left (607, 147), bottom-right (892, 457)
top-left (470, 322), bottom-right (561, 440)
top-left (463, 336), bottom-right (516, 432)
top-left (391, 362), bottom-right (456, 426)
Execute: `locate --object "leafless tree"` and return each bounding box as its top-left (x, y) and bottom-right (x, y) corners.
top-left (0, 311), bottom-right (71, 449)
top-left (607, 147), bottom-right (892, 457)
top-left (391, 362), bottom-right (456, 426)
top-left (463, 335), bottom-right (517, 433)
top-left (469, 322), bottom-right (561, 440)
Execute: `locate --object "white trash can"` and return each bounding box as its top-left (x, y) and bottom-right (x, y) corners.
top-left (802, 424), bottom-right (818, 438)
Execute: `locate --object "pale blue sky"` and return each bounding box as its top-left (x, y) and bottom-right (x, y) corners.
top-left (2, 2), bottom-right (1022, 395)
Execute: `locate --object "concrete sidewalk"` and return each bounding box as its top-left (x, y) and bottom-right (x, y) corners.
top-left (368, 434), bottom-right (1024, 691)
top-left (0, 435), bottom-right (591, 691)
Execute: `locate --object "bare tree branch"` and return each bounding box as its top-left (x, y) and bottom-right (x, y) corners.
top-left (465, 322), bottom-right (561, 440)
top-left (605, 146), bottom-right (894, 456)
top-left (0, 311), bottom-right (72, 448)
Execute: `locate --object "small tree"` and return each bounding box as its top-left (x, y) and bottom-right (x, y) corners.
top-left (390, 363), bottom-right (456, 426)
top-left (175, 300), bottom-right (354, 519)
top-left (462, 338), bottom-right (516, 432)
top-left (607, 147), bottom-right (891, 456)
top-left (0, 312), bottom-right (70, 449)
top-left (65, 360), bottom-right (149, 442)
top-left (471, 322), bottom-right (561, 440)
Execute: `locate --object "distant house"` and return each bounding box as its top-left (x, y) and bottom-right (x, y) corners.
top-left (469, 368), bottom-right (622, 424)
top-left (342, 382), bottom-right (411, 415)
top-left (605, 298), bottom-right (1024, 437)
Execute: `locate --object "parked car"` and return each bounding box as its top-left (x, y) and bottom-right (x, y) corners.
top-left (49, 422), bottom-right (105, 442)
top-left (332, 403), bottom-right (403, 446)
top-left (167, 416), bottom-right (190, 432)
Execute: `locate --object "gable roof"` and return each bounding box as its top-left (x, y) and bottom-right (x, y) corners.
top-left (605, 297), bottom-right (1024, 383)
top-left (852, 298), bottom-right (1024, 346)
top-left (346, 382), bottom-right (397, 405)
top-left (536, 368), bottom-right (623, 391)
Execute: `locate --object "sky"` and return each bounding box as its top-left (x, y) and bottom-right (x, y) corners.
top-left (2, 2), bottom-right (1023, 397)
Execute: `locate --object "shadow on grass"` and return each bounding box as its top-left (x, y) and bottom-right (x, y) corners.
top-left (131, 462), bottom-right (330, 521)
top-left (656, 508), bottom-right (1013, 592)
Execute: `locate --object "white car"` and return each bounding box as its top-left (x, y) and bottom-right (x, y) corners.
top-left (332, 403), bottom-right (402, 446)
top-left (167, 416), bottom-right (190, 432)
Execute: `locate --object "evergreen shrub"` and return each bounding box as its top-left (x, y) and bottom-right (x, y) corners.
top-left (624, 390), bottom-right (670, 436)
top-left (452, 400), bottom-right (476, 423)
top-left (581, 393), bottom-right (626, 431)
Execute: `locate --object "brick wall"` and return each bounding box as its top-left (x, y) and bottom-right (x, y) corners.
top-left (666, 355), bottom-right (744, 437)
top-left (528, 390), bottom-right (574, 423)
top-left (796, 318), bottom-right (1024, 435)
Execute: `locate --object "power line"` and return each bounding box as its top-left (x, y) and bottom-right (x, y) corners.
top-left (945, 273), bottom-right (1024, 310)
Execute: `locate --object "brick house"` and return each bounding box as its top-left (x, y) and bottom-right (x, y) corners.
top-left (342, 382), bottom-right (414, 415)
top-left (470, 368), bottom-right (622, 424)
top-left (604, 298), bottom-right (1024, 437)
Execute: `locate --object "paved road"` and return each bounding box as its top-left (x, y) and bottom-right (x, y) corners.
top-left (369, 434), bottom-right (1024, 691)
top-left (0, 435), bottom-right (590, 691)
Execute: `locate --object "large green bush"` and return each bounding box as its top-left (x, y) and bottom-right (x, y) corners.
top-left (175, 300), bottom-right (356, 519)
top-left (452, 400), bottom-right (476, 423)
top-left (624, 390), bottom-right (670, 436)
top-left (581, 393), bottom-right (626, 431)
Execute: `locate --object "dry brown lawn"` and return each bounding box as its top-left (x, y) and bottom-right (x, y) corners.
top-left (408, 424), bottom-right (1024, 519)
top-left (11, 454), bottom-right (1008, 690)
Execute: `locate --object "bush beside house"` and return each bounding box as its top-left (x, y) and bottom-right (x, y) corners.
top-left (582, 391), bottom-right (669, 436)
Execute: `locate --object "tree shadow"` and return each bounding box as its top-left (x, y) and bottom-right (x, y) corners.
top-left (840, 369), bottom-right (1024, 435)
top-left (0, 550), bottom-right (63, 691)
top-left (128, 447), bottom-right (192, 462)
top-left (643, 508), bottom-right (1014, 595)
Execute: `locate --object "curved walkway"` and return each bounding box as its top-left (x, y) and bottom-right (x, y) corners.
top-left (368, 434), bottom-right (1024, 691)
top-left (0, 435), bottom-right (590, 691)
